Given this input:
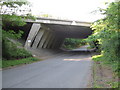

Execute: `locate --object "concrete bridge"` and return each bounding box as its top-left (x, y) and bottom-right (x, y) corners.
top-left (3, 18), bottom-right (93, 88)
top-left (24, 17), bottom-right (92, 49)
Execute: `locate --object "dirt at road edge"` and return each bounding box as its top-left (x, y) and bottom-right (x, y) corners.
top-left (87, 60), bottom-right (119, 88)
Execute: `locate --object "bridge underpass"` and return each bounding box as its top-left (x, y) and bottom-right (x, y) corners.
top-left (3, 18), bottom-right (94, 88)
top-left (24, 18), bottom-right (92, 51)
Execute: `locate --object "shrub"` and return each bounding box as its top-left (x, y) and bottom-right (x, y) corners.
top-left (1, 0), bottom-right (35, 60)
top-left (63, 38), bottom-right (86, 49)
top-left (87, 2), bottom-right (120, 61)
top-left (2, 38), bottom-right (32, 60)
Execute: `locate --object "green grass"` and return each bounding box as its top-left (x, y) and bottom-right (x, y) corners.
top-left (92, 54), bottom-right (119, 88)
top-left (0, 60), bottom-right (2, 68)
top-left (92, 54), bottom-right (119, 74)
top-left (106, 81), bottom-right (119, 88)
top-left (92, 54), bottom-right (103, 61)
top-left (87, 46), bottom-right (94, 49)
top-left (2, 57), bottom-right (41, 68)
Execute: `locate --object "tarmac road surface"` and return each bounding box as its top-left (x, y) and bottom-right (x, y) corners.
top-left (2, 50), bottom-right (92, 88)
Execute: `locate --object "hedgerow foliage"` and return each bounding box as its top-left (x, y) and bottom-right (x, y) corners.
top-left (1, 0), bottom-right (35, 60)
top-left (87, 1), bottom-right (120, 61)
top-left (63, 38), bottom-right (86, 49)
top-left (2, 30), bottom-right (32, 60)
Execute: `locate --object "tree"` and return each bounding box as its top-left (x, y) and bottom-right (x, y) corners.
top-left (1, 0), bottom-right (35, 29)
top-left (1, 0), bottom-right (34, 60)
top-left (87, 1), bottom-right (120, 61)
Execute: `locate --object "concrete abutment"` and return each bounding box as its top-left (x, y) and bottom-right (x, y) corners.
top-left (25, 23), bottom-right (63, 50)
top-left (24, 19), bottom-right (92, 50)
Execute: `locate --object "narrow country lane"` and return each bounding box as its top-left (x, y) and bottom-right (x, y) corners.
top-left (3, 50), bottom-right (92, 88)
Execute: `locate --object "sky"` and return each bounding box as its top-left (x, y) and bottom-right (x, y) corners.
top-left (28, 0), bottom-right (115, 22)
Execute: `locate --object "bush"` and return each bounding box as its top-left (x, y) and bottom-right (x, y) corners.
top-left (92, 54), bottom-right (119, 76)
top-left (63, 38), bottom-right (86, 49)
top-left (1, 0), bottom-right (35, 61)
top-left (88, 2), bottom-right (120, 61)
top-left (2, 38), bottom-right (32, 60)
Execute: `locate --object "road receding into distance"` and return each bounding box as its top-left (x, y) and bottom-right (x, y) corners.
top-left (3, 48), bottom-right (93, 88)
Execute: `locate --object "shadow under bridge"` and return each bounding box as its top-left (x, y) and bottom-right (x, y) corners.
top-left (24, 21), bottom-right (92, 50)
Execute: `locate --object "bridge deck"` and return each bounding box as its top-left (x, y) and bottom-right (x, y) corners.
top-left (25, 17), bottom-right (91, 27)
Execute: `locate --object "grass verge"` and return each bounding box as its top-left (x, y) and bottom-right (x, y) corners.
top-left (92, 54), bottom-right (119, 88)
top-left (2, 57), bottom-right (42, 68)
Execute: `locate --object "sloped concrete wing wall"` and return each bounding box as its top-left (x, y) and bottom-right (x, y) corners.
top-left (24, 23), bottom-right (63, 49)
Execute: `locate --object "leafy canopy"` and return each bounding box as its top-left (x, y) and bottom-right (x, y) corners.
top-left (1, 0), bottom-right (35, 28)
top-left (87, 1), bottom-right (120, 61)
top-left (1, 0), bottom-right (34, 60)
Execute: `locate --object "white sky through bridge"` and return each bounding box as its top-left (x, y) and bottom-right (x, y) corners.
top-left (28, 0), bottom-right (115, 22)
